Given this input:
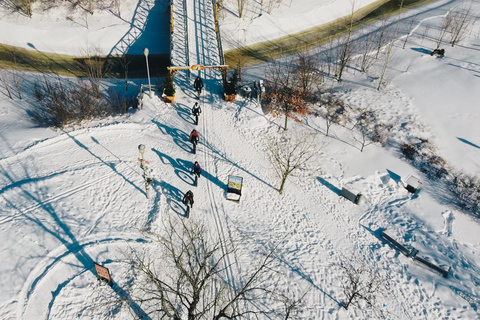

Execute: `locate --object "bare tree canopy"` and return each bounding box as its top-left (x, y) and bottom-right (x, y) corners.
top-left (266, 131), bottom-right (319, 194)
top-left (119, 216), bottom-right (283, 319)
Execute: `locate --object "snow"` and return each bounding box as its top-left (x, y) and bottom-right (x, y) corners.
top-left (1, 0), bottom-right (480, 319)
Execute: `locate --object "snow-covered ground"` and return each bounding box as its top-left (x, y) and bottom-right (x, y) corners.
top-left (0, 0), bottom-right (480, 319)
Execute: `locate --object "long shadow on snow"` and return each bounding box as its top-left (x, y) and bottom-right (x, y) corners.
top-left (275, 253), bottom-right (341, 307)
top-left (0, 160), bottom-right (150, 319)
top-left (157, 179), bottom-right (188, 218)
top-left (317, 177), bottom-right (342, 195)
top-left (64, 131), bottom-right (145, 195)
top-left (151, 119), bottom-right (191, 153)
top-left (457, 137), bottom-right (480, 149)
top-left (202, 138), bottom-right (276, 190)
top-left (175, 103), bottom-right (196, 126)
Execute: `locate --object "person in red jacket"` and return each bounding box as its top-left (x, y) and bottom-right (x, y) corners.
top-left (189, 129), bottom-right (199, 145)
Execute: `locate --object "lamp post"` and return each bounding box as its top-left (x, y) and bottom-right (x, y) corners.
top-left (138, 144), bottom-right (152, 199)
top-left (143, 48), bottom-right (153, 98)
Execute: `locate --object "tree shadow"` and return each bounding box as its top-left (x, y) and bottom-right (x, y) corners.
top-left (203, 137), bottom-right (275, 190)
top-left (64, 131), bottom-right (145, 195)
top-left (0, 158), bottom-right (150, 319)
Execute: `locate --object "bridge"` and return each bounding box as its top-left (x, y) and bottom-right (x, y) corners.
top-left (168, 0), bottom-right (227, 100)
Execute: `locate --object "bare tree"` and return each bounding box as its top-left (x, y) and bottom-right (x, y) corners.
top-left (266, 0), bottom-right (281, 14)
top-left (316, 93), bottom-right (349, 136)
top-left (237, 0), bottom-right (248, 18)
top-left (113, 0), bottom-right (123, 18)
top-left (11, 50), bottom-right (22, 99)
top-left (119, 55), bottom-right (131, 91)
top-left (267, 132), bottom-right (318, 194)
top-left (358, 29), bottom-right (378, 73)
top-left (335, 256), bottom-right (392, 316)
top-left (122, 216), bottom-right (280, 320)
top-left (77, 46), bottom-right (111, 98)
top-left (402, 18), bottom-right (417, 49)
top-left (375, 17), bottom-right (389, 59)
top-left (336, 2), bottom-right (356, 82)
top-left (446, 4), bottom-right (474, 47)
top-left (0, 69), bottom-right (13, 99)
top-left (351, 109), bottom-right (388, 152)
top-left (435, 15), bottom-right (451, 49)
top-left (294, 50), bottom-right (321, 93)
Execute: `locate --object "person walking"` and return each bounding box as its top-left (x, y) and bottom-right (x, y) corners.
top-left (189, 129), bottom-right (199, 145)
top-left (192, 102), bottom-right (202, 116)
top-left (193, 76), bottom-right (203, 99)
top-left (192, 102), bottom-right (201, 125)
top-left (182, 190), bottom-right (194, 207)
top-left (191, 161), bottom-right (202, 177)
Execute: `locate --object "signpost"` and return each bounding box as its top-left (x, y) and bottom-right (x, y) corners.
top-left (226, 176), bottom-right (243, 202)
top-left (94, 263), bottom-right (113, 287)
top-left (138, 144), bottom-right (153, 199)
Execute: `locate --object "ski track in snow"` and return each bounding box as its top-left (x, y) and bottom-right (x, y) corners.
top-left (18, 233), bottom-right (149, 320)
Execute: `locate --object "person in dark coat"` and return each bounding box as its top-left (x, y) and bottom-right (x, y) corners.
top-left (194, 76), bottom-right (203, 97)
top-left (182, 190), bottom-right (194, 207)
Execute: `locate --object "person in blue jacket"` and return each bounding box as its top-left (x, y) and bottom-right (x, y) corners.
top-left (191, 161), bottom-right (202, 177)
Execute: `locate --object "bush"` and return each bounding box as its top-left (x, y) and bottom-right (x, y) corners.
top-left (224, 69), bottom-right (239, 95)
top-left (163, 73), bottom-right (176, 96)
top-left (400, 143), bottom-right (417, 160)
top-left (29, 78), bottom-right (134, 128)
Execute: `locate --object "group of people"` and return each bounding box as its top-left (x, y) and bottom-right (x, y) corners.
top-left (182, 77), bottom-right (205, 208)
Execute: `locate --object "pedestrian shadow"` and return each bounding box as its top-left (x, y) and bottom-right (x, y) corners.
top-left (157, 179), bottom-right (186, 218)
top-left (151, 119), bottom-right (191, 153)
top-left (411, 47), bottom-right (433, 55)
top-left (151, 148), bottom-right (192, 185)
top-left (175, 103), bottom-right (195, 125)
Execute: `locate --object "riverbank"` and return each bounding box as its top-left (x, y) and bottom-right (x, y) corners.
top-left (224, 0), bottom-right (438, 67)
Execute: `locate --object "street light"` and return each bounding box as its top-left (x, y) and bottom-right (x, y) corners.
top-left (143, 48), bottom-right (153, 98)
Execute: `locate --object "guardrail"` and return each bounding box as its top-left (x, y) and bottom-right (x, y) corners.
top-left (212, 0), bottom-right (225, 66)
top-left (184, 0), bottom-right (190, 80)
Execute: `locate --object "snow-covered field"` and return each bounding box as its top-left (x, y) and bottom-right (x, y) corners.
top-left (0, 0), bottom-right (480, 319)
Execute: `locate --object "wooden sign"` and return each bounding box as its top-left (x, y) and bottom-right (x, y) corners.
top-left (94, 263), bottom-right (112, 286)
